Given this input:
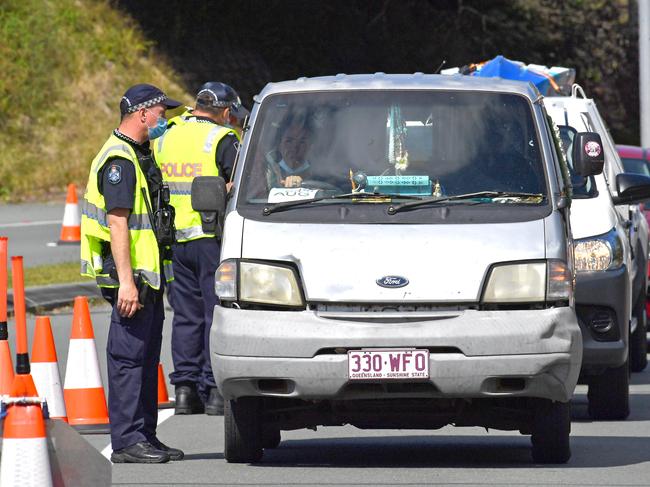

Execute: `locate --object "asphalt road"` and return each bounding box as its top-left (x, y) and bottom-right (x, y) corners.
top-left (6, 307), bottom-right (650, 486)
top-left (0, 202), bottom-right (79, 267)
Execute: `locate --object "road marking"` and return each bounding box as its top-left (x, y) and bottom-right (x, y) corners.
top-left (0, 220), bottom-right (60, 228)
top-left (100, 408), bottom-right (176, 461)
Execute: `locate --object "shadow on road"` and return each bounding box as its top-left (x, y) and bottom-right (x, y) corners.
top-left (253, 433), bottom-right (650, 469)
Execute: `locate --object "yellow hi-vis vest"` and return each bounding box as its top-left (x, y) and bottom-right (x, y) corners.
top-left (153, 119), bottom-right (238, 242)
top-left (80, 133), bottom-right (173, 290)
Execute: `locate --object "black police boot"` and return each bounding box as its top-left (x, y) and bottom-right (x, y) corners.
top-left (149, 437), bottom-right (185, 461)
top-left (110, 441), bottom-right (170, 464)
top-left (205, 387), bottom-right (225, 416)
top-left (174, 382), bottom-right (205, 415)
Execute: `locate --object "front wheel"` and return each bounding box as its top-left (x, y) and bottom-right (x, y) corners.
top-left (530, 399), bottom-right (571, 464)
top-left (630, 293), bottom-right (648, 372)
top-left (224, 397), bottom-right (264, 463)
top-left (587, 360), bottom-right (630, 420)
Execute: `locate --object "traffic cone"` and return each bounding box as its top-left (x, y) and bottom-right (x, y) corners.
top-left (31, 316), bottom-right (67, 422)
top-left (58, 183), bottom-right (80, 244)
top-left (63, 296), bottom-right (110, 433)
top-left (157, 363), bottom-right (174, 409)
top-left (0, 375), bottom-right (53, 487)
top-left (0, 236), bottom-right (14, 395)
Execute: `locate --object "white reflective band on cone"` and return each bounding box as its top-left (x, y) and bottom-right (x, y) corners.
top-left (0, 437), bottom-right (53, 487)
top-left (64, 339), bottom-right (102, 389)
top-left (31, 362), bottom-right (67, 419)
top-left (62, 203), bottom-right (80, 226)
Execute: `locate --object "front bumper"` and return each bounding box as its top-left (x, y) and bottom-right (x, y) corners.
top-left (575, 265), bottom-right (629, 373)
top-left (211, 306), bottom-right (582, 403)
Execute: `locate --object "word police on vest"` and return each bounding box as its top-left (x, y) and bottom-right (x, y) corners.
top-left (161, 162), bottom-right (203, 178)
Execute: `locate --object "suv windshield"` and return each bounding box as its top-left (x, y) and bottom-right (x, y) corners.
top-left (238, 90), bottom-right (549, 223)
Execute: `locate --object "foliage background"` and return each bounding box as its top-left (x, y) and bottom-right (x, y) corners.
top-left (0, 0), bottom-right (641, 201)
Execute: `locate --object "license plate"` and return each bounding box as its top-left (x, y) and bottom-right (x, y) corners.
top-left (348, 349), bottom-right (430, 380)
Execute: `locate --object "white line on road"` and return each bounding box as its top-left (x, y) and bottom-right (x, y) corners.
top-left (0, 220), bottom-right (60, 228)
top-left (100, 408), bottom-right (176, 461)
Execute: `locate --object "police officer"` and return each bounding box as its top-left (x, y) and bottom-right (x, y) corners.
top-left (81, 84), bottom-right (184, 463)
top-left (153, 82), bottom-right (248, 415)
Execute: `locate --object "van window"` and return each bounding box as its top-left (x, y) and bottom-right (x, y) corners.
top-left (240, 91), bottom-right (547, 203)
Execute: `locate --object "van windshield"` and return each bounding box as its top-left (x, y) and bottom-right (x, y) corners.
top-left (238, 90), bottom-right (549, 222)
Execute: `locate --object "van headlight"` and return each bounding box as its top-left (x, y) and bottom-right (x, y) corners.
top-left (482, 260), bottom-right (571, 303)
top-left (574, 228), bottom-right (623, 272)
top-left (215, 259), bottom-right (305, 307)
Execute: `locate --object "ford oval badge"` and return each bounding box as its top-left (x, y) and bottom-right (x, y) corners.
top-left (376, 276), bottom-right (409, 288)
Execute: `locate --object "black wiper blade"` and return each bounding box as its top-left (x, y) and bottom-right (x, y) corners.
top-left (387, 191), bottom-right (545, 214)
top-left (263, 192), bottom-right (422, 216)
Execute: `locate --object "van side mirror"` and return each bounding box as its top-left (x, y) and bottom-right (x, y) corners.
top-left (613, 173), bottom-right (650, 205)
top-left (572, 132), bottom-right (604, 177)
top-left (191, 176), bottom-right (227, 233)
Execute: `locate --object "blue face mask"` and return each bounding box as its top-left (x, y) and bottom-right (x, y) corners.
top-left (146, 112), bottom-right (168, 140)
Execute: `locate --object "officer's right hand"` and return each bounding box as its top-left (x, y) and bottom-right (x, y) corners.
top-left (117, 282), bottom-right (142, 318)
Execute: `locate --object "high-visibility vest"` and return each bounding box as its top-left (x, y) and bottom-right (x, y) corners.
top-left (80, 133), bottom-right (172, 290)
top-left (153, 118), bottom-right (237, 242)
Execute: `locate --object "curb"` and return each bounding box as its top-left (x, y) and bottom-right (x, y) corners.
top-left (7, 282), bottom-right (101, 313)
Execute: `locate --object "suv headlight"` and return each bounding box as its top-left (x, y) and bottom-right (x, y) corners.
top-left (574, 228), bottom-right (623, 272)
top-left (482, 260), bottom-right (571, 303)
top-left (215, 259), bottom-right (305, 307)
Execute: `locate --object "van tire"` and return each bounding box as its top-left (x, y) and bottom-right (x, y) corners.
top-left (530, 399), bottom-right (571, 464)
top-left (262, 426), bottom-right (282, 449)
top-left (224, 397), bottom-right (264, 463)
top-left (588, 360), bottom-right (630, 420)
top-left (630, 294), bottom-right (648, 372)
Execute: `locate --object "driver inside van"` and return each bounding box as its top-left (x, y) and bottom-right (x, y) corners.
top-left (265, 122), bottom-right (312, 188)
top-left (266, 124), bottom-right (311, 188)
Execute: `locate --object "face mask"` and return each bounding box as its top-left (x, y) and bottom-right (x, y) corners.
top-left (146, 110), bottom-right (168, 140)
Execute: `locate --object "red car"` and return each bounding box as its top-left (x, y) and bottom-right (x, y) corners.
top-left (617, 144), bottom-right (650, 315)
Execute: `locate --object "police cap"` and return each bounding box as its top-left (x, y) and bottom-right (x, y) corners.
top-left (196, 81), bottom-right (250, 121)
top-left (120, 83), bottom-right (182, 116)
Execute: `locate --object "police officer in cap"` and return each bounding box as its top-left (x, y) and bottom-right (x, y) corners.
top-left (81, 83), bottom-right (184, 463)
top-left (154, 82), bottom-right (248, 415)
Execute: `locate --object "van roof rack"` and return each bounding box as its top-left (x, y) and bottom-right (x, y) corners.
top-left (571, 84), bottom-right (587, 99)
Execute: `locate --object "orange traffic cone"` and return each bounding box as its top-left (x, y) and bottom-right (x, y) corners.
top-left (58, 183), bottom-right (80, 244)
top-left (31, 316), bottom-right (67, 422)
top-left (0, 236), bottom-right (14, 395)
top-left (63, 296), bottom-right (110, 433)
top-left (157, 363), bottom-right (174, 409)
top-left (0, 374), bottom-right (53, 487)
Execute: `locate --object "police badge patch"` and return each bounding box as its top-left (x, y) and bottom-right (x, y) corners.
top-left (108, 164), bottom-right (122, 184)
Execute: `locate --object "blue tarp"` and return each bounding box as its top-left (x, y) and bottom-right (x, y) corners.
top-left (442, 55), bottom-right (576, 96)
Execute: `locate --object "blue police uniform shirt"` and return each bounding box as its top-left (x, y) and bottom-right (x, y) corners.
top-left (98, 130), bottom-right (150, 212)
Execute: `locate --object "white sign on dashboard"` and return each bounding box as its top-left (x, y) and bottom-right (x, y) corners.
top-left (267, 187), bottom-right (319, 203)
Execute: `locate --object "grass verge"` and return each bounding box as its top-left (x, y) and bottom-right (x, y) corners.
top-left (8, 261), bottom-right (91, 289)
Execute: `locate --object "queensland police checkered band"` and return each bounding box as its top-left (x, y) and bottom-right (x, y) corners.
top-left (196, 89), bottom-right (232, 108)
top-left (122, 94), bottom-right (168, 114)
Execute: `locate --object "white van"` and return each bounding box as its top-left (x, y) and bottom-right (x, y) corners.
top-left (546, 86), bottom-right (650, 420)
top-left (192, 74), bottom-right (592, 464)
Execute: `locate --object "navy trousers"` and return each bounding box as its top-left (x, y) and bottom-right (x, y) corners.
top-left (168, 238), bottom-right (220, 399)
top-left (107, 291), bottom-right (164, 451)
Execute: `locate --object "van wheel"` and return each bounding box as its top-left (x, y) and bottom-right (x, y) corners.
top-left (630, 294), bottom-right (648, 372)
top-left (588, 360), bottom-right (630, 420)
top-left (262, 426), bottom-right (282, 449)
top-left (530, 399), bottom-right (571, 463)
top-left (224, 397), bottom-right (264, 463)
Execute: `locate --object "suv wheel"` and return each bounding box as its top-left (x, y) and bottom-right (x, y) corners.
top-left (224, 397), bottom-right (264, 463)
top-left (530, 399), bottom-right (571, 463)
top-left (588, 360), bottom-right (630, 420)
top-left (630, 294), bottom-right (648, 372)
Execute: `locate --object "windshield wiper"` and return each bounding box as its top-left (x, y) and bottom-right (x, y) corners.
top-left (263, 192), bottom-right (422, 216)
top-left (387, 191), bottom-right (545, 215)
